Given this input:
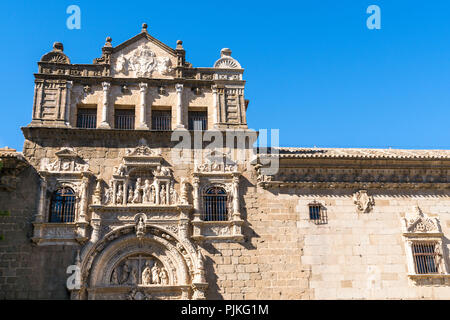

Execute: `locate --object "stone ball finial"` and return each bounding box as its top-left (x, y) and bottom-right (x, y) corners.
top-left (53, 42), bottom-right (64, 52)
top-left (142, 23), bottom-right (148, 32)
top-left (104, 36), bottom-right (112, 48)
top-left (176, 40), bottom-right (183, 49)
top-left (220, 48), bottom-right (232, 57)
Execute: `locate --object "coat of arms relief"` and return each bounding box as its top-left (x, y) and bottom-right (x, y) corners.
top-left (353, 190), bottom-right (375, 213)
top-left (114, 44), bottom-right (174, 77)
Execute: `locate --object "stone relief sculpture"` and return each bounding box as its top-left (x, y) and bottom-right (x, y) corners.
top-left (160, 185), bottom-right (166, 205)
top-left (353, 190), bottom-right (375, 213)
top-left (135, 217), bottom-right (146, 238)
top-left (114, 45), bottom-right (173, 77)
top-left (151, 264), bottom-right (160, 284)
top-left (141, 261), bottom-right (152, 285)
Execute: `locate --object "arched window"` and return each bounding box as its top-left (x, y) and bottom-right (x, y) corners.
top-left (202, 186), bottom-right (228, 221)
top-left (49, 187), bottom-right (76, 222)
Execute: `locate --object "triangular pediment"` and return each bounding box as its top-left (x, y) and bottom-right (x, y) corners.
top-left (111, 32), bottom-right (177, 79)
top-left (55, 147), bottom-right (78, 158)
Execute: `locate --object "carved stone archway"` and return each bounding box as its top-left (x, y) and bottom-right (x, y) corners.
top-left (72, 224), bottom-right (207, 300)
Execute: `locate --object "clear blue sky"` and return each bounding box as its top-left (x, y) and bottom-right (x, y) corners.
top-left (0, 0), bottom-right (449, 150)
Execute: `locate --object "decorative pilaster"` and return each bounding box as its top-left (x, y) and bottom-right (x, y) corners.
top-left (78, 177), bottom-right (89, 223)
top-left (191, 177), bottom-right (202, 239)
top-left (175, 84), bottom-right (184, 128)
top-left (212, 85), bottom-right (218, 128)
top-left (99, 82), bottom-right (111, 128)
top-left (155, 180), bottom-right (160, 205)
top-left (65, 81), bottom-right (73, 126)
top-left (36, 176), bottom-right (47, 223)
top-left (138, 82), bottom-right (149, 130)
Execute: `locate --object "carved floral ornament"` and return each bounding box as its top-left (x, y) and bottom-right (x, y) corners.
top-left (353, 190), bottom-right (375, 213)
top-left (40, 147), bottom-right (89, 173)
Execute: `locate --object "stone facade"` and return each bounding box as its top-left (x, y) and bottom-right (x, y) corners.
top-left (0, 24), bottom-right (449, 299)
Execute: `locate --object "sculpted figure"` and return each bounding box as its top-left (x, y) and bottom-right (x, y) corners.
top-left (160, 185), bottom-right (166, 205)
top-left (136, 217), bottom-right (145, 238)
top-left (141, 261), bottom-right (152, 285)
top-left (151, 264), bottom-right (160, 284)
top-left (159, 268), bottom-right (168, 285)
top-left (120, 261), bottom-right (130, 284)
top-left (104, 187), bottom-right (113, 205)
top-left (128, 187), bottom-right (134, 203)
top-left (111, 268), bottom-right (119, 285)
top-left (130, 264), bottom-right (139, 285)
top-left (180, 178), bottom-right (188, 204)
top-left (132, 187), bottom-right (141, 204)
top-left (150, 185), bottom-right (156, 204)
top-left (169, 184), bottom-right (178, 205)
top-left (135, 178), bottom-right (142, 191)
top-left (143, 179), bottom-right (151, 203)
top-left (116, 187), bottom-right (123, 204)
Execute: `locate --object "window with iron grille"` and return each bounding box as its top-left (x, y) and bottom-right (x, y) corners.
top-left (412, 242), bottom-right (440, 274)
top-left (152, 110), bottom-right (172, 130)
top-left (188, 111), bottom-right (207, 131)
top-left (115, 109), bottom-right (135, 130)
top-left (76, 108), bottom-right (97, 128)
top-left (308, 202), bottom-right (327, 224)
top-left (202, 186), bottom-right (228, 221)
top-left (49, 187), bottom-right (76, 223)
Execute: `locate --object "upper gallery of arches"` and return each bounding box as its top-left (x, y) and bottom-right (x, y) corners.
top-left (28, 23), bottom-right (248, 130)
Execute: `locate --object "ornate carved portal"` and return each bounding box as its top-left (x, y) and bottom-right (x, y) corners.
top-left (72, 225), bottom-right (207, 300)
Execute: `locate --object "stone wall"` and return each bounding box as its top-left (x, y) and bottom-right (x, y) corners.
top-left (0, 164), bottom-right (79, 299)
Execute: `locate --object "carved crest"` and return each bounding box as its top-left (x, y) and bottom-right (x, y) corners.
top-left (353, 190), bottom-right (375, 213)
top-left (115, 45), bottom-right (173, 77)
top-left (406, 206), bottom-right (439, 233)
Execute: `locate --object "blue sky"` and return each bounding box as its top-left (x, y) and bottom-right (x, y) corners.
top-left (0, 0), bottom-right (449, 150)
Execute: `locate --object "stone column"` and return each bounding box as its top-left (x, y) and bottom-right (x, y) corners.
top-left (65, 81), bottom-right (73, 126)
top-left (90, 219), bottom-right (101, 243)
top-left (175, 84), bottom-right (184, 128)
top-left (78, 178), bottom-right (88, 223)
top-left (36, 176), bottom-right (47, 223)
top-left (232, 175), bottom-right (240, 218)
top-left (138, 82), bottom-right (149, 130)
top-left (192, 177), bottom-right (200, 216)
top-left (212, 85), bottom-right (218, 128)
top-left (123, 181), bottom-right (128, 205)
top-left (99, 82), bottom-right (111, 128)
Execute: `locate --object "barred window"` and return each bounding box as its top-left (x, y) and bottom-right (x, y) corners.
top-left (152, 110), bottom-right (172, 130)
top-left (49, 187), bottom-right (76, 223)
top-left (308, 202), bottom-right (327, 224)
top-left (203, 187), bottom-right (228, 221)
top-left (412, 242), bottom-right (439, 274)
top-left (188, 111), bottom-right (207, 131)
top-left (115, 109), bottom-right (135, 130)
top-left (76, 108), bottom-right (97, 128)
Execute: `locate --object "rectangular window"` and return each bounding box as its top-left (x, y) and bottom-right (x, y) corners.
top-left (188, 111), bottom-right (207, 131)
top-left (76, 108), bottom-right (97, 128)
top-left (412, 242), bottom-right (439, 274)
top-left (115, 109), bottom-right (135, 130)
top-left (308, 203), bottom-right (327, 224)
top-left (152, 110), bottom-right (172, 130)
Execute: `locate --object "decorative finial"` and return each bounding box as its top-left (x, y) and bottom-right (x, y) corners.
top-left (176, 40), bottom-right (183, 49)
top-left (220, 48), bottom-right (231, 57)
top-left (104, 37), bottom-right (112, 47)
top-left (53, 42), bottom-right (64, 52)
top-left (142, 23), bottom-right (148, 32)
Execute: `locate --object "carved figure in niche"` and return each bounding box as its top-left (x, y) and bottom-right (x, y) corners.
top-left (115, 163), bottom-right (126, 176)
top-left (135, 178), bottom-right (142, 191)
top-left (170, 183), bottom-right (178, 205)
top-left (116, 187), bottom-right (123, 204)
top-left (161, 166), bottom-right (171, 176)
top-left (130, 264), bottom-right (139, 285)
top-left (104, 187), bottom-right (113, 205)
top-left (111, 268), bottom-right (119, 285)
top-left (141, 261), bottom-right (152, 285)
top-left (143, 179), bottom-right (151, 203)
top-left (120, 261), bottom-right (130, 284)
top-left (151, 264), bottom-right (160, 284)
top-left (128, 187), bottom-right (134, 203)
top-left (132, 187), bottom-right (141, 204)
top-left (160, 185), bottom-right (166, 205)
top-left (150, 185), bottom-right (156, 204)
top-left (159, 268), bottom-right (168, 285)
top-left (136, 217), bottom-right (145, 238)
